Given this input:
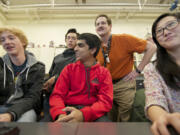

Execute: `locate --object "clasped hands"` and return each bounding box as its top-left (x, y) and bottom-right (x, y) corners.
top-left (55, 107), bottom-right (84, 122)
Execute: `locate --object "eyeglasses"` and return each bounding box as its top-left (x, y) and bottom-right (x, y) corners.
top-left (156, 20), bottom-right (179, 38)
top-left (66, 36), bottom-right (77, 41)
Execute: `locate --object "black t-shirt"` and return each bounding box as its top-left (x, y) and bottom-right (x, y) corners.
top-left (11, 59), bottom-right (27, 77)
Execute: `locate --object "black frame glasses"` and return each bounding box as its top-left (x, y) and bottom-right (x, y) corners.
top-left (156, 20), bottom-right (179, 38)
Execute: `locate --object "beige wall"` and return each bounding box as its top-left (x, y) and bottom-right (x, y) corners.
top-left (0, 18), bottom-right (155, 73)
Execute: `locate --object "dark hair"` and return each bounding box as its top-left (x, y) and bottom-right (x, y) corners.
top-left (65, 28), bottom-right (79, 39)
top-left (78, 33), bottom-right (101, 57)
top-left (95, 14), bottom-right (112, 26)
top-left (152, 12), bottom-right (180, 90)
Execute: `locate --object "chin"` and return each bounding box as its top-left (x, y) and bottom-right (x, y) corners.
top-left (76, 57), bottom-right (80, 61)
top-left (7, 51), bottom-right (16, 55)
top-left (98, 33), bottom-right (106, 37)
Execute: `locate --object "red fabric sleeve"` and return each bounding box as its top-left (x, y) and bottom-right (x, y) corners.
top-left (49, 66), bottom-right (70, 120)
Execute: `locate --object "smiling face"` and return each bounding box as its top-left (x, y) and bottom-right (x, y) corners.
top-left (155, 16), bottom-right (180, 51)
top-left (74, 39), bottom-right (95, 62)
top-left (95, 16), bottom-right (112, 37)
top-left (0, 31), bottom-right (25, 56)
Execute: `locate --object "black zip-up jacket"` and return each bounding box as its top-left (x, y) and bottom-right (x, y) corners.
top-left (0, 52), bottom-right (45, 121)
top-left (47, 48), bottom-right (76, 93)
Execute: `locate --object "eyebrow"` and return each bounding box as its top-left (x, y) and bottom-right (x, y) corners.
top-left (77, 42), bottom-right (83, 45)
top-left (157, 19), bottom-right (177, 28)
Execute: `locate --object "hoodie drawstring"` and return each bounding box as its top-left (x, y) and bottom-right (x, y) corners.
top-left (85, 67), bottom-right (91, 98)
top-left (25, 67), bottom-right (30, 81)
top-left (4, 63), bottom-right (6, 88)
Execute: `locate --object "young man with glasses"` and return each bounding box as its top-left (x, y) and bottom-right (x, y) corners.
top-left (42, 28), bottom-right (79, 121)
top-left (95, 14), bottom-right (157, 122)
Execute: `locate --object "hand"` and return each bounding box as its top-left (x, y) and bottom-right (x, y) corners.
top-left (55, 107), bottom-right (84, 122)
top-left (123, 70), bottom-right (139, 81)
top-left (55, 114), bottom-right (67, 122)
top-left (0, 113), bottom-right (12, 122)
top-left (43, 76), bottom-right (56, 91)
top-left (151, 112), bottom-right (180, 135)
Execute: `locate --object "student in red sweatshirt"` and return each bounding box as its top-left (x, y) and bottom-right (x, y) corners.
top-left (50, 33), bottom-right (113, 122)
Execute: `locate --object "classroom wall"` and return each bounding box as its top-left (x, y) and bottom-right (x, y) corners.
top-left (0, 18), bottom-right (155, 73)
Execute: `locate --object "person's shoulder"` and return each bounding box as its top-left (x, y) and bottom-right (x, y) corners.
top-left (95, 64), bottom-right (110, 74)
top-left (112, 33), bottom-right (132, 38)
top-left (36, 61), bottom-right (45, 67)
top-left (32, 61), bottom-right (45, 70)
top-left (0, 57), bottom-right (3, 67)
top-left (63, 61), bottom-right (78, 70)
top-left (0, 57), bottom-right (3, 63)
top-left (54, 53), bottom-right (63, 60)
top-left (112, 34), bottom-right (138, 41)
top-left (144, 62), bottom-right (156, 73)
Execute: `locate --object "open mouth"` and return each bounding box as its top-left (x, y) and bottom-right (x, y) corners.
top-left (6, 46), bottom-right (14, 51)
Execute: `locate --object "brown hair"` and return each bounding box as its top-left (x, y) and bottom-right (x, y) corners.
top-left (95, 14), bottom-right (112, 26)
top-left (0, 27), bottom-right (28, 49)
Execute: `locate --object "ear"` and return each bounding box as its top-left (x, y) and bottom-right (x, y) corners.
top-left (23, 42), bottom-right (26, 48)
top-left (90, 48), bottom-right (97, 56)
top-left (109, 24), bottom-right (112, 30)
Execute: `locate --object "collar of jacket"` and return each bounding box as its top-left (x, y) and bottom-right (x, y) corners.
top-left (63, 48), bottom-right (75, 56)
top-left (2, 51), bottom-right (39, 88)
top-left (76, 60), bottom-right (99, 69)
top-left (2, 51), bottom-right (38, 70)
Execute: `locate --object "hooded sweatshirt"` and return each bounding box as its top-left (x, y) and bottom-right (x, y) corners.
top-left (0, 51), bottom-right (45, 120)
top-left (50, 61), bottom-right (113, 122)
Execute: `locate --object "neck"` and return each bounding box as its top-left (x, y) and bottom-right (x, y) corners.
top-left (9, 53), bottom-right (26, 66)
top-left (82, 57), bottom-right (96, 68)
top-left (167, 47), bottom-right (180, 66)
top-left (101, 33), bottom-right (111, 47)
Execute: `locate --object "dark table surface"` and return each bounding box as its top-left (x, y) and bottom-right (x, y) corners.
top-left (0, 122), bottom-right (152, 135)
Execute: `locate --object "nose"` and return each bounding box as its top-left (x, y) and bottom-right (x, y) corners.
top-left (74, 45), bottom-right (78, 51)
top-left (163, 28), bottom-right (170, 36)
top-left (69, 38), bottom-right (73, 42)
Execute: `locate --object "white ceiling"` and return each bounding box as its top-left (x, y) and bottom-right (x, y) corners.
top-left (0, 0), bottom-right (179, 23)
top-left (0, 0), bottom-right (173, 5)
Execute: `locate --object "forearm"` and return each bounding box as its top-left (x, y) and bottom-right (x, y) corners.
top-left (137, 41), bottom-right (156, 71)
top-left (49, 94), bottom-right (66, 120)
top-left (81, 97), bottom-right (113, 122)
top-left (147, 105), bottom-right (168, 122)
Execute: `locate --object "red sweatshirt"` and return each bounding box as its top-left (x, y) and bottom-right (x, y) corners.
top-left (50, 61), bottom-right (113, 122)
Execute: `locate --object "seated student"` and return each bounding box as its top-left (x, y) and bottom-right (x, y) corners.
top-left (144, 12), bottom-right (180, 135)
top-left (42, 28), bottom-right (78, 121)
top-left (43, 28), bottom-right (79, 93)
top-left (49, 33), bottom-right (113, 122)
top-left (0, 27), bottom-right (45, 122)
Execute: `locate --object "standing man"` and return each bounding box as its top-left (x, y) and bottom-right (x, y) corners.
top-left (95, 14), bottom-right (156, 122)
top-left (42, 28), bottom-right (79, 121)
top-left (50, 33), bottom-right (113, 122)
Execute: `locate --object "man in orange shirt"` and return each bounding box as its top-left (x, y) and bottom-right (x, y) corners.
top-left (95, 14), bottom-right (156, 122)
